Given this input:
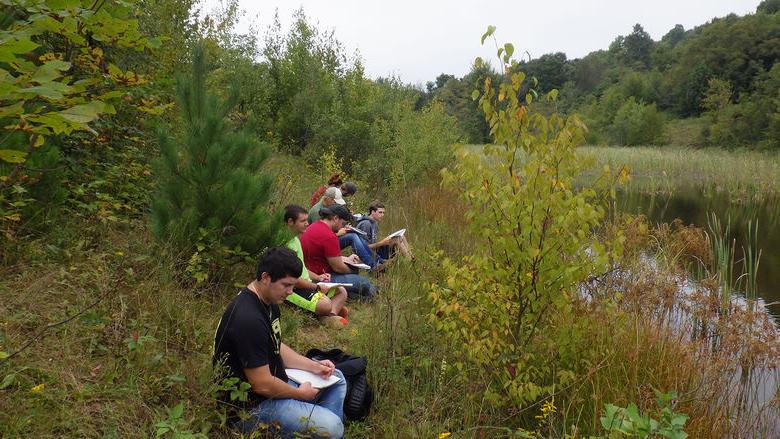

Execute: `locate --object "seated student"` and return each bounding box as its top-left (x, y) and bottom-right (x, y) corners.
top-left (284, 204), bottom-right (349, 329)
top-left (308, 186), bottom-right (343, 224)
top-left (300, 205), bottom-right (377, 301)
top-left (356, 201), bottom-right (413, 262)
top-left (310, 174), bottom-right (343, 208)
top-left (213, 247), bottom-right (347, 438)
top-left (340, 181), bottom-right (358, 200)
top-left (310, 176), bottom-right (358, 208)
top-left (308, 187), bottom-right (379, 271)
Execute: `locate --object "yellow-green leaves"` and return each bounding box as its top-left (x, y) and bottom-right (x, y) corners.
top-left (0, 1), bottom-right (154, 166)
top-left (481, 25), bottom-right (496, 45)
top-left (431, 28), bottom-right (624, 413)
top-left (0, 149), bottom-right (26, 163)
top-left (503, 43), bottom-right (514, 64)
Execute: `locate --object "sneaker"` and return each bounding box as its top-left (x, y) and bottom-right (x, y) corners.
top-left (372, 260), bottom-right (388, 274)
top-left (337, 306), bottom-right (349, 319)
top-left (319, 315), bottom-right (348, 329)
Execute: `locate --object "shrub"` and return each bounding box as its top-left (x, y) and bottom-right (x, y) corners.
top-left (610, 97), bottom-right (666, 145)
top-left (386, 101), bottom-right (462, 190)
top-left (431, 28), bottom-right (624, 413)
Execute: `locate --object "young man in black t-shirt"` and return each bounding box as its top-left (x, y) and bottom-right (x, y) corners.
top-left (213, 247), bottom-right (346, 437)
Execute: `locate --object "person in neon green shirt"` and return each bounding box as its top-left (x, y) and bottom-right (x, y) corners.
top-left (285, 204), bottom-right (348, 328)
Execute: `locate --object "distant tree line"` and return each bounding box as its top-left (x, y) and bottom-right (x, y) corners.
top-left (421, 0), bottom-right (780, 148)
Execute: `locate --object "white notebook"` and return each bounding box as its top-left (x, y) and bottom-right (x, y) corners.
top-left (285, 368), bottom-right (340, 389)
top-left (387, 228), bottom-right (406, 239)
top-left (345, 261), bottom-right (371, 270)
top-left (317, 282), bottom-right (353, 290)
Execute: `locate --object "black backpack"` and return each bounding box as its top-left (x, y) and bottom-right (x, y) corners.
top-left (305, 348), bottom-right (374, 421)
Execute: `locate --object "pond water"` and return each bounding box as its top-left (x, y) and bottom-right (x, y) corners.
top-left (616, 186), bottom-right (780, 315)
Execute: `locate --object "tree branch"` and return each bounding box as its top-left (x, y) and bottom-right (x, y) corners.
top-left (0, 294), bottom-right (106, 365)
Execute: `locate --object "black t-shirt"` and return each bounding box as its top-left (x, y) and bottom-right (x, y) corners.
top-left (213, 288), bottom-right (287, 406)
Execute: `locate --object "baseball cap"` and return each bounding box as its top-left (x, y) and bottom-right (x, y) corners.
top-left (324, 187), bottom-right (346, 205)
top-left (327, 204), bottom-right (352, 221)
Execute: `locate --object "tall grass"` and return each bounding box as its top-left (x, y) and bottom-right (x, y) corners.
top-left (581, 145), bottom-right (780, 197)
top-left (740, 220), bottom-right (762, 304)
top-left (707, 212), bottom-right (736, 309)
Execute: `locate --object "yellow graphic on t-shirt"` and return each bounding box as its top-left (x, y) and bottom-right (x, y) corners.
top-left (271, 317), bottom-right (281, 354)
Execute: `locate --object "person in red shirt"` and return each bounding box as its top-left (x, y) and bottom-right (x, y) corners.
top-left (310, 174), bottom-right (358, 207)
top-left (300, 205), bottom-right (377, 301)
top-left (310, 174), bottom-right (343, 207)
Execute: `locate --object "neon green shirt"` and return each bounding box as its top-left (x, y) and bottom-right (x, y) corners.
top-left (287, 236), bottom-right (311, 282)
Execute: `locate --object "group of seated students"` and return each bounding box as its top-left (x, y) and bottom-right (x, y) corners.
top-left (212, 175), bottom-right (411, 438)
top-left (284, 175), bottom-right (411, 328)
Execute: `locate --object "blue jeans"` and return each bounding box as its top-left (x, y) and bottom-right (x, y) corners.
top-left (235, 369), bottom-right (346, 438)
top-left (339, 233), bottom-right (382, 269)
top-left (330, 272), bottom-right (376, 301)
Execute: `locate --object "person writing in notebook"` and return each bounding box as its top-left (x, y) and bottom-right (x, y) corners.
top-left (284, 204), bottom-right (349, 329)
top-left (300, 205), bottom-right (377, 301)
top-left (355, 201), bottom-right (413, 263)
top-left (213, 247), bottom-right (347, 437)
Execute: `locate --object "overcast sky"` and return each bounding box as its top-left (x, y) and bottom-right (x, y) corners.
top-left (209, 0), bottom-right (761, 87)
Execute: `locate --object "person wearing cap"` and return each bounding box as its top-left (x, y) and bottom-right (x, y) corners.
top-left (300, 205), bottom-right (377, 301)
top-left (308, 186), bottom-right (344, 224)
top-left (284, 204), bottom-right (349, 329)
top-left (340, 181), bottom-right (357, 199)
top-left (309, 174), bottom-right (343, 207)
top-left (310, 177), bottom-right (358, 209)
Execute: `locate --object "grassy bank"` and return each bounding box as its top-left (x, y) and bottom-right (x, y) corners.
top-left (0, 156), bottom-right (472, 438)
top-left (2, 152), bottom-right (778, 438)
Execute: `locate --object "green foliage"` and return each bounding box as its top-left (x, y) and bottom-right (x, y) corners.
top-left (150, 45), bottom-right (285, 280)
top-left (518, 52), bottom-right (570, 93)
top-left (425, 62), bottom-right (495, 144)
top-left (0, 0), bottom-right (156, 165)
top-left (614, 24), bottom-right (655, 69)
top-left (154, 402), bottom-right (208, 439)
top-left (385, 101), bottom-right (462, 190)
top-left (757, 0), bottom-right (780, 14)
top-left (431, 28), bottom-right (623, 411)
top-left (600, 391), bottom-right (688, 439)
top-left (0, 0), bottom-right (157, 237)
top-left (610, 98), bottom-right (665, 145)
top-left (214, 377), bottom-right (252, 403)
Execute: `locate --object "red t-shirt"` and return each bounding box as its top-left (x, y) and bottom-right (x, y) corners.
top-left (300, 220), bottom-right (341, 275)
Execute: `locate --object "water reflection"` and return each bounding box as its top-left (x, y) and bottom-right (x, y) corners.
top-left (614, 186), bottom-right (780, 314)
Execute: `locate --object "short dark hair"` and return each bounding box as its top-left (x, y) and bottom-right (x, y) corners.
top-left (341, 181), bottom-right (357, 196)
top-left (284, 204), bottom-right (308, 223)
top-left (255, 247), bottom-right (302, 281)
top-left (368, 201), bottom-right (385, 214)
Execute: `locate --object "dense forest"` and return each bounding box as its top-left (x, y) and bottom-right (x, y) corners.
top-left (424, 0), bottom-right (780, 148)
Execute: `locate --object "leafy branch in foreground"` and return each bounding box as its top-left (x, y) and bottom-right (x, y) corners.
top-left (431, 26), bottom-right (624, 411)
top-left (0, 0), bottom-right (160, 237)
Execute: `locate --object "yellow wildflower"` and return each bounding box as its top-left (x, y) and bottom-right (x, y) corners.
top-left (30, 383), bottom-right (44, 393)
top-left (438, 433), bottom-right (451, 439)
